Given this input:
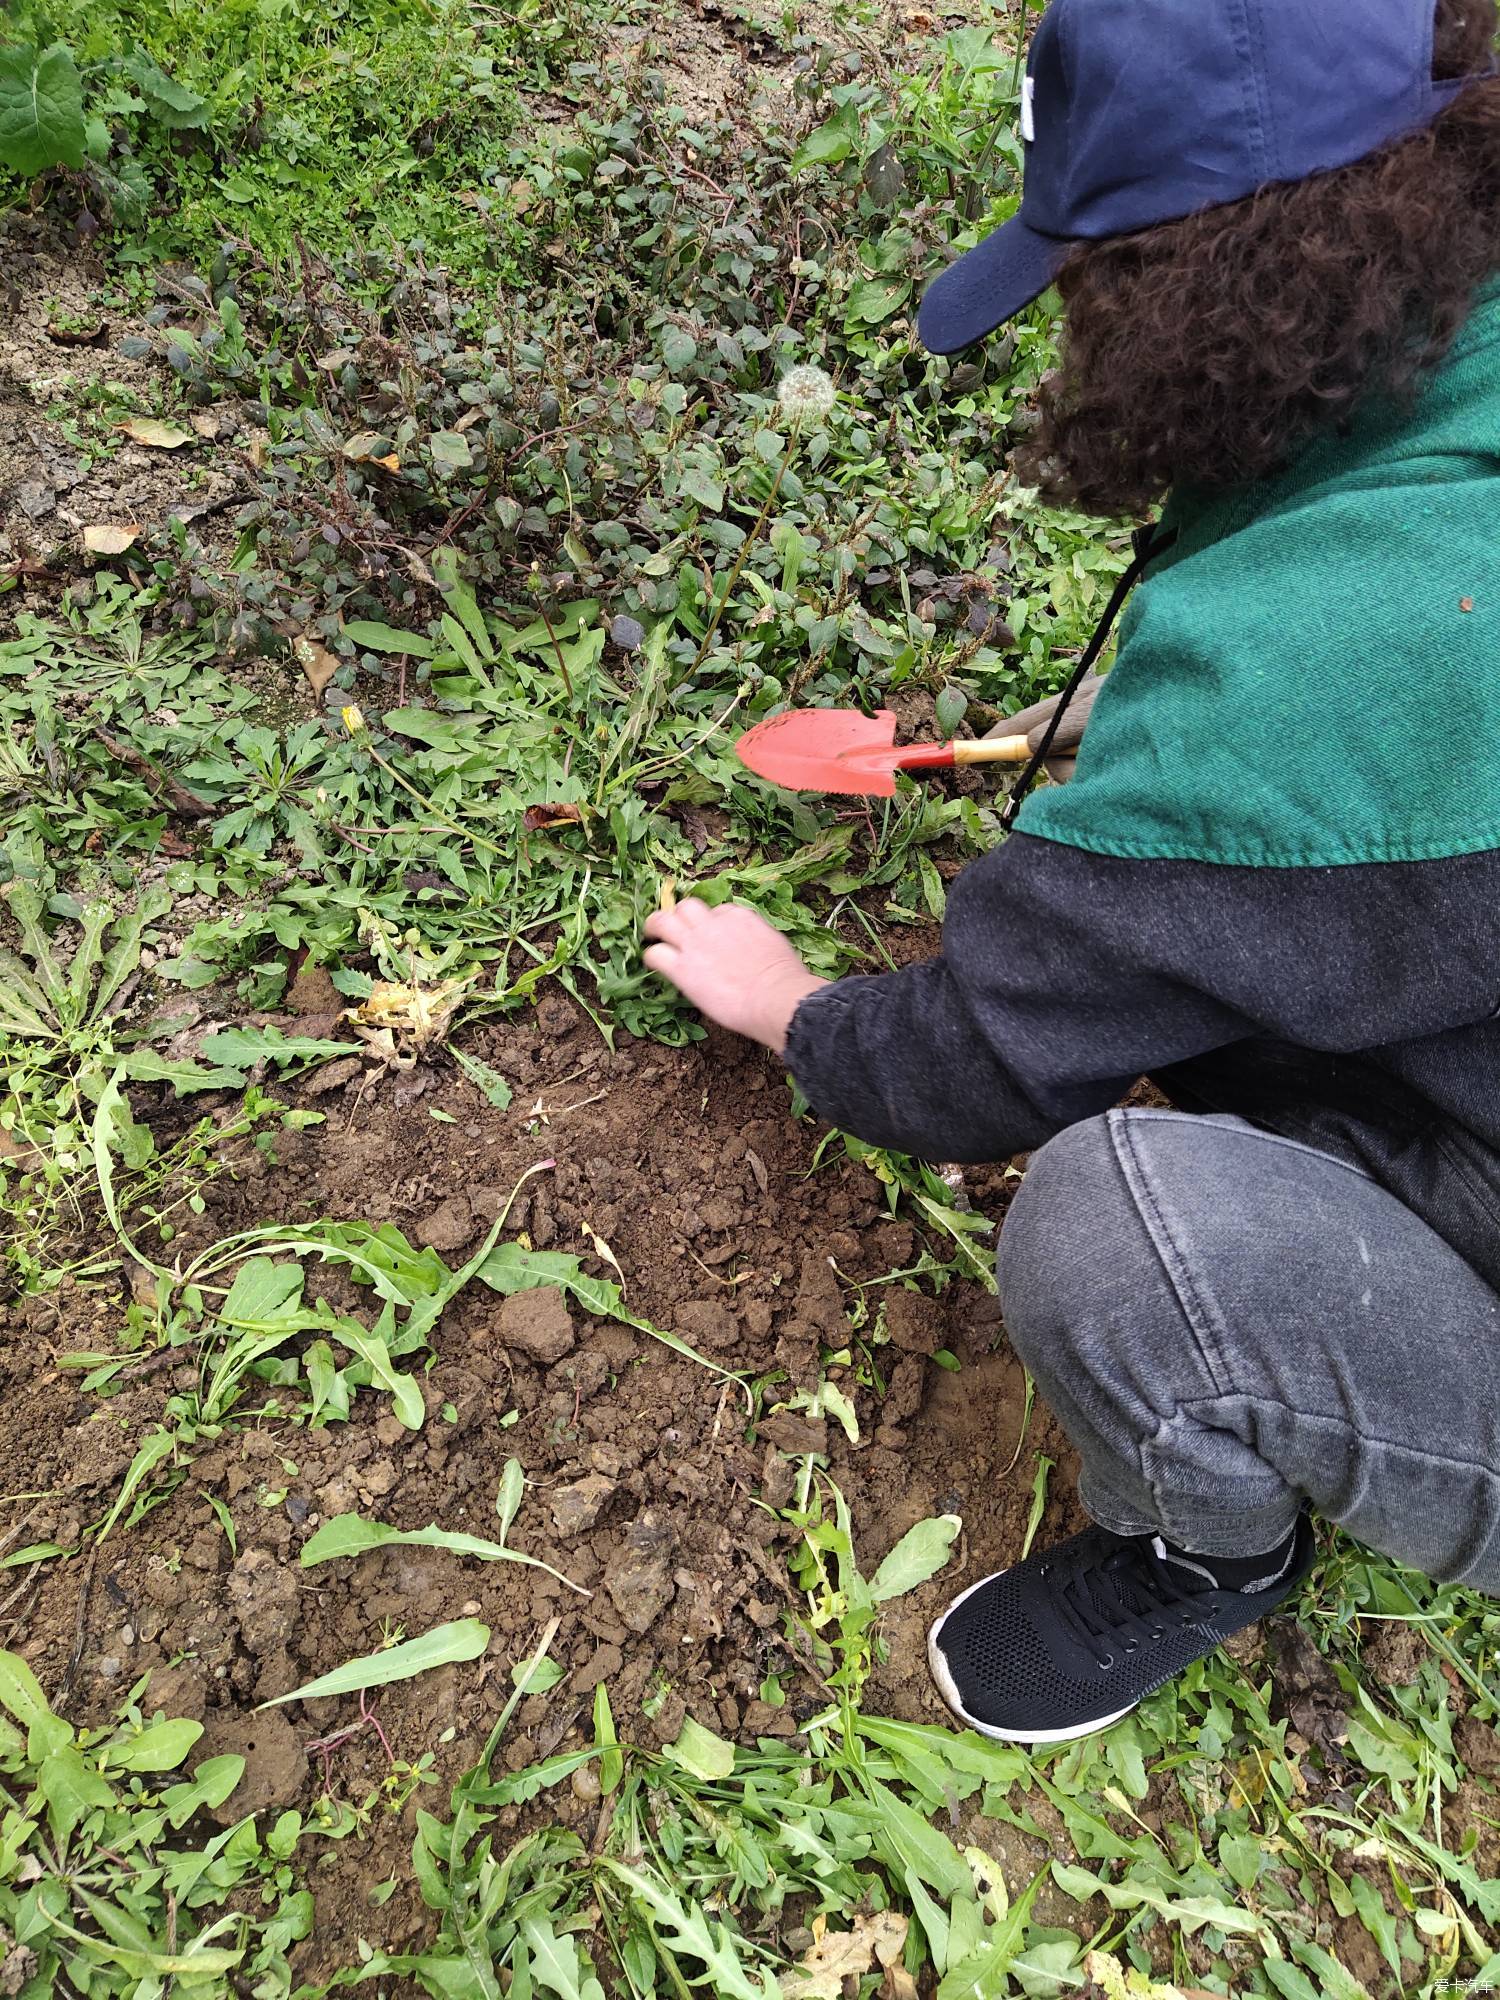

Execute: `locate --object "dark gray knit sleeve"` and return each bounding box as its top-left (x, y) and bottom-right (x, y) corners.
top-left (780, 833), bottom-right (1500, 1163)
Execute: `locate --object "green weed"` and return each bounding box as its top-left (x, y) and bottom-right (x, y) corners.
top-left (0, 1649), bottom-right (313, 1994)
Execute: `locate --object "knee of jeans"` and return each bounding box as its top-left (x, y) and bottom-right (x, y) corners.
top-left (996, 1114), bottom-right (1122, 1370)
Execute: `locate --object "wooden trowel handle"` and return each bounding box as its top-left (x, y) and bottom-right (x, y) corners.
top-left (951, 735), bottom-right (1032, 766)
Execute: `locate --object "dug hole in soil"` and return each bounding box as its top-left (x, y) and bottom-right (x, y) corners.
top-left (4, 980), bottom-right (1082, 1982)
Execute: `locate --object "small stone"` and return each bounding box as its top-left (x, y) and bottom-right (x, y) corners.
top-left (17, 482), bottom-right (56, 521)
top-left (460, 1599), bottom-right (481, 1617)
top-left (498, 1286), bottom-right (575, 1364)
top-left (96, 1656), bottom-right (122, 1680)
top-left (197, 1708), bottom-right (307, 1824)
top-left (416, 1195), bottom-right (475, 1253)
top-left (120, 1625), bottom-right (136, 1647)
top-left (550, 1474), bottom-right (616, 1539)
top-left (359, 1457), bottom-right (397, 1499)
top-left (285, 963), bottom-right (342, 1015)
top-left (284, 1495), bottom-right (309, 1527)
top-left (758, 1411), bottom-right (828, 1458)
top-left (1455, 1714), bottom-right (1500, 1776)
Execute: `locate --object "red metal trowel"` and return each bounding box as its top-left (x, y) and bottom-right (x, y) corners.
top-left (735, 708), bottom-right (1034, 798)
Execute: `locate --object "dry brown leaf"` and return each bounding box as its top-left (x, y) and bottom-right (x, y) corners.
top-left (374, 452), bottom-right (400, 472)
top-left (82, 524), bottom-right (140, 556)
top-left (46, 318), bottom-right (104, 346)
top-left (0, 1126), bottom-right (39, 1165)
top-left (779, 1912), bottom-right (908, 1999)
top-left (293, 633), bottom-right (340, 697)
top-left (115, 418), bottom-right (194, 450)
top-left (523, 802), bottom-right (584, 832)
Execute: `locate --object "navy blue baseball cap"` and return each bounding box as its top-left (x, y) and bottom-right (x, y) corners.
top-left (919, 0), bottom-right (1481, 355)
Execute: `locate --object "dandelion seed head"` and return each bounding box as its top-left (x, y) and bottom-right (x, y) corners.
top-left (777, 364), bottom-right (837, 426)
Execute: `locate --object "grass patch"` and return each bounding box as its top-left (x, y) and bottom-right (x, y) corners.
top-left (2, 0), bottom-right (609, 273)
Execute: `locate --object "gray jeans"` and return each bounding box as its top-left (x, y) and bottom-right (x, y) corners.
top-left (998, 1108), bottom-right (1500, 1590)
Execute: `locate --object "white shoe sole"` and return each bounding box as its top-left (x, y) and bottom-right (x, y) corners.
top-left (926, 1564), bottom-right (1139, 1746)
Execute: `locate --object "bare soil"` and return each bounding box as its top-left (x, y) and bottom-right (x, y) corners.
top-left (2, 999), bottom-right (1080, 1985)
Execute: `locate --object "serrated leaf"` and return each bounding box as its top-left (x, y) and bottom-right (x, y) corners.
top-left (200, 1025), bottom-right (359, 1067)
top-left (0, 42), bottom-right (85, 176)
top-left (258, 1618), bottom-right (490, 1708)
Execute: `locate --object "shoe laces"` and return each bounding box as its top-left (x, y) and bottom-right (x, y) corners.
top-left (1050, 1535), bottom-right (1210, 1673)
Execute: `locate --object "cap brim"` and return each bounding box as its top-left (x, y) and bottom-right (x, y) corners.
top-left (917, 215), bottom-right (1070, 356)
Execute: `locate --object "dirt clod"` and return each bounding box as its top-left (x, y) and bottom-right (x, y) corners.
top-left (606, 1511), bottom-right (677, 1635)
top-left (416, 1194), bottom-right (476, 1251)
top-left (550, 1474), bottom-right (616, 1539)
top-left (197, 1708), bottom-right (309, 1823)
top-left (499, 1286), bottom-right (576, 1363)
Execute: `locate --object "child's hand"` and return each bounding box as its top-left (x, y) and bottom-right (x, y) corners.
top-left (643, 899), bottom-right (827, 1052)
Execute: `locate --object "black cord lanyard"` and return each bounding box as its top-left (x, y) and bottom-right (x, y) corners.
top-left (998, 521), bottom-right (1177, 834)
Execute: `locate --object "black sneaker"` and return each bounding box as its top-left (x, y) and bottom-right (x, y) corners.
top-left (927, 1517), bottom-right (1314, 1744)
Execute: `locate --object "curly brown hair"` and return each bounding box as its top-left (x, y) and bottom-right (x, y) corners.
top-left (1014, 0), bottom-right (1500, 518)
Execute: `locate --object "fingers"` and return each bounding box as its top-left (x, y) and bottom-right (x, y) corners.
top-left (643, 943), bottom-right (679, 981)
top-left (643, 897), bottom-right (711, 947)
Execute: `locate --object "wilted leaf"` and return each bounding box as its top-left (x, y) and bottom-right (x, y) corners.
top-left (116, 418), bottom-right (194, 450)
top-left (608, 614), bottom-right (645, 650)
top-left (83, 524), bottom-right (140, 557)
top-left (869, 1513), bottom-right (961, 1603)
top-left (347, 976), bottom-right (472, 1055)
top-left (663, 1715), bottom-right (736, 1781)
top-left (780, 1912), bottom-right (908, 1997)
top-left (864, 142), bottom-right (906, 204)
top-left (581, 1221), bottom-right (626, 1295)
top-left (523, 802), bottom-right (584, 832)
top-left (293, 633), bottom-right (339, 696)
